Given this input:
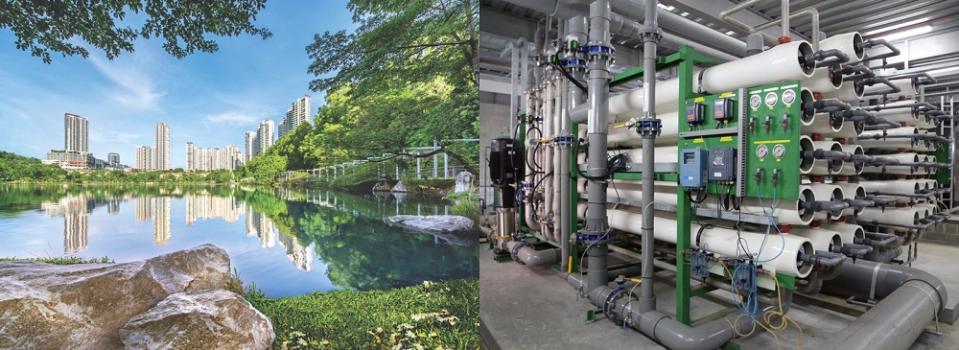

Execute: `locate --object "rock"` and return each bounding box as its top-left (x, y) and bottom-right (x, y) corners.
top-left (120, 290), bottom-right (273, 350)
top-left (385, 215), bottom-right (478, 246)
top-left (454, 171), bottom-right (474, 193)
top-left (0, 244), bottom-right (273, 350)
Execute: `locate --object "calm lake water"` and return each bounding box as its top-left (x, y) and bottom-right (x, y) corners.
top-left (0, 185), bottom-right (478, 297)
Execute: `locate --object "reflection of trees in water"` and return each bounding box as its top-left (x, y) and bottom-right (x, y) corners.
top-left (244, 188), bottom-right (478, 291)
top-left (291, 189), bottom-right (450, 219)
top-left (4, 185), bottom-right (478, 288)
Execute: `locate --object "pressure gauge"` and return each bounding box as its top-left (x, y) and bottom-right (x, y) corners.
top-left (764, 91), bottom-right (778, 108)
top-left (756, 144), bottom-right (768, 160)
top-left (749, 94), bottom-right (762, 110)
top-left (782, 89), bottom-right (796, 106)
top-left (773, 144), bottom-right (786, 160)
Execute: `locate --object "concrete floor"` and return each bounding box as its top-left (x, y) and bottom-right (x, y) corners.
top-left (480, 242), bottom-right (959, 349)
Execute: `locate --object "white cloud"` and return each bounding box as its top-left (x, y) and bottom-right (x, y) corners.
top-left (88, 51), bottom-right (165, 109)
top-left (205, 112), bottom-right (259, 125)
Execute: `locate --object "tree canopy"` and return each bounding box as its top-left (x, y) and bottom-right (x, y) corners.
top-left (0, 0), bottom-right (271, 63)
top-left (255, 0), bottom-right (478, 176)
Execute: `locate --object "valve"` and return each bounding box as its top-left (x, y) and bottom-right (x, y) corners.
top-left (764, 115), bottom-right (773, 132)
top-left (772, 169), bottom-right (781, 186)
top-left (754, 168), bottom-right (763, 185)
top-left (781, 114), bottom-right (789, 130)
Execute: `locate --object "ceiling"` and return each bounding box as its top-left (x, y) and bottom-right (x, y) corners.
top-left (480, 0), bottom-right (959, 96)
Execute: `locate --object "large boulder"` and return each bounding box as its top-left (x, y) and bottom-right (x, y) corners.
top-left (0, 244), bottom-right (273, 349)
top-left (120, 290), bottom-right (273, 350)
top-left (385, 215), bottom-right (478, 246)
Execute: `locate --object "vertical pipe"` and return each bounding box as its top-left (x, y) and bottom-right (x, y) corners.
top-left (562, 16), bottom-right (586, 272)
top-left (543, 79), bottom-right (554, 240)
top-left (809, 9), bottom-right (820, 51)
top-left (509, 43), bottom-right (519, 135)
top-left (585, 0), bottom-right (612, 293)
top-left (638, 0), bottom-right (660, 313)
top-left (553, 76), bottom-right (564, 244)
top-left (780, 0), bottom-right (789, 40)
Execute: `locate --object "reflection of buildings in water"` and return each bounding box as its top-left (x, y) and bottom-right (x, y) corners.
top-left (185, 194), bottom-right (242, 225)
top-left (244, 208), bottom-right (312, 270)
top-left (247, 208), bottom-right (276, 248)
top-left (41, 195), bottom-right (91, 254)
top-left (135, 196), bottom-right (153, 221)
top-left (244, 209), bottom-right (257, 237)
top-left (277, 233), bottom-right (313, 271)
top-left (153, 197), bottom-right (171, 244)
top-left (107, 198), bottom-right (120, 214)
top-left (64, 210), bottom-right (88, 254)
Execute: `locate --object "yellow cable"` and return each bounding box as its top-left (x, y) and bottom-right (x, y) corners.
top-left (760, 276), bottom-right (804, 350)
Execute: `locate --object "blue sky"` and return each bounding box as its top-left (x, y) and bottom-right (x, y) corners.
top-left (0, 1), bottom-right (354, 168)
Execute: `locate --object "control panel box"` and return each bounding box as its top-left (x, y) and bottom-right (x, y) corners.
top-left (685, 102), bottom-right (705, 125)
top-left (679, 148), bottom-right (708, 188)
top-left (708, 148), bottom-right (736, 181)
top-left (713, 98), bottom-right (734, 122)
top-left (676, 82), bottom-right (802, 201)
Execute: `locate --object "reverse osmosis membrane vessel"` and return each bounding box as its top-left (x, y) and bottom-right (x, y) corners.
top-left (577, 204), bottom-right (815, 278)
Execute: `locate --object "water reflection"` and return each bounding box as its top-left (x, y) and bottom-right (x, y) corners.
top-left (40, 195), bottom-right (91, 254)
top-left (0, 185), bottom-right (476, 295)
top-left (186, 195), bottom-right (242, 224)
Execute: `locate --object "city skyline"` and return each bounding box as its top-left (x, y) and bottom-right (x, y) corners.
top-left (0, 1), bottom-right (354, 168)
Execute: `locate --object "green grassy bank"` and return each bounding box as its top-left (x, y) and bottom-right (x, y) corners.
top-left (244, 279), bottom-right (479, 349)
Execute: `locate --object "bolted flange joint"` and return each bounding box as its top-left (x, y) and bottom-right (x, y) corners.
top-left (635, 118), bottom-right (662, 137)
top-left (576, 230), bottom-right (609, 244)
top-left (637, 26), bottom-right (662, 44)
top-left (554, 134), bottom-right (575, 146)
top-left (561, 57), bottom-right (588, 71)
top-left (583, 43), bottom-right (614, 64)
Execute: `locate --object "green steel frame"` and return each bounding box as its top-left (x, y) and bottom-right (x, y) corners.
top-left (517, 46), bottom-right (739, 324)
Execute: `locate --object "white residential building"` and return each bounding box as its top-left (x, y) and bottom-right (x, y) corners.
top-left (155, 122), bottom-right (170, 170)
top-left (136, 146), bottom-right (154, 170)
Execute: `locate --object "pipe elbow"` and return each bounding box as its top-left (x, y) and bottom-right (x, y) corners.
top-left (641, 312), bottom-right (737, 350)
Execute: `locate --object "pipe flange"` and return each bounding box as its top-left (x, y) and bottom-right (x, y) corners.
top-left (637, 26), bottom-right (662, 44)
top-left (554, 135), bottom-right (575, 145)
top-left (583, 44), bottom-right (614, 63)
top-left (561, 58), bottom-right (588, 71)
top-left (576, 230), bottom-right (609, 244)
top-left (634, 118), bottom-right (662, 137)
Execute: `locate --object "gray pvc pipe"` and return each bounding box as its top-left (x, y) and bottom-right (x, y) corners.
top-left (506, 241), bottom-right (560, 266)
top-left (822, 260), bottom-right (947, 350)
top-left (637, 0), bottom-right (658, 314)
top-left (497, 0), bottom-right (742, 61)
top-left (609, 0), bottom-right (746, 57)
top-left (588, 285), bottom-right (753, 350)
top-left (584, 0), bottom-right (612, 293)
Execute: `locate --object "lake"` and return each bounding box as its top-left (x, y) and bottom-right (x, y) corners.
top-left (0, 184), bottom-right (478, 297)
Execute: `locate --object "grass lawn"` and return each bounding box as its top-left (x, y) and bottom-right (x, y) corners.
top-left (245, 279), bottom-right (479, 349)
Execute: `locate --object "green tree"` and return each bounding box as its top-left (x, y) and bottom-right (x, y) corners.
top-left (302, 0), bottom-right (479, 173)
top-left (267, 123), bottom-right (313, 170)
top-left (239, 154), bottom-right (286, 183)
top-left (0, 151), bottom-right (65, 181)
top-left (0, 0), bottom-right (271, 63)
